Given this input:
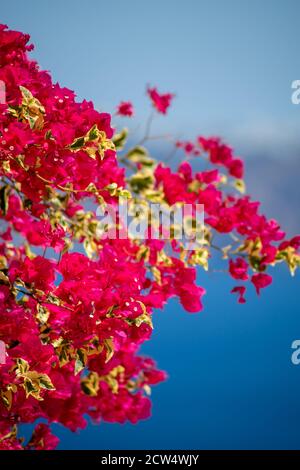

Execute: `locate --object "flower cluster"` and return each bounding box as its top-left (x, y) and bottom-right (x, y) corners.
top-left (0, 24), bottom-right (299, 450)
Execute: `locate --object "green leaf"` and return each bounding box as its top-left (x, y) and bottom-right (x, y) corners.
top-left (87, 124), bottom-right (100, 142)
top-left (103, 338), bottom-right (114, 363)
top-left (105, 182), bottom-right (118, 195)
top-left (0, 425), bottom-right (17, 443)
top-left (83, 238), bottom-right (97, 259)
top-left (129, 172), bottom-right (154, 193)
top-left (133, 312), bottom-right (153, 328)
top-left (36, 304), bottom-right (50, 324)
top-left (75, 348), bottom-right (87, 375)
top-left (126, 146), bottom-right (154, 166)
top-left (113, 128), bottom-right (128, 150)
top-left (233, 179), bottom-right (246, 194)
top-left (127, 146), bottom-right (147, 159)
top-left (14, 358), bottom-right (30, 375)
top-left (69, 136), bottom-right (85, 150)
top-left (8, 106), bottom-right (21, 119)
top-left (134, 301), bottom-right (153, 328)
top-left (23, 378), bottom-right (39, 399)
top-left (45, 130), bottom-right (54, 139)
top-left (19, 86), bottom-right (34, 102)
top-left (0, 185), bottom-right (9, 216)
top-left (1, 388), bottom-right (13, 410)
top-left (19, 86), bottom-right (45, 130)
top-left (14, 359), bottom-right (56, 400)
top-left (38, 375), bottom-right (55, 390)
top-left (119, 189), bottom-right (132, 199)
top-left (81, 372), bottom-right (99, 396)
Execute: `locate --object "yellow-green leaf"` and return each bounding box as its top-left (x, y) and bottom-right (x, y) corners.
top-left (113, 128), bottom-right (128, 150)
top-left (103, 338), bottom-right (114, 363)
top-left (69, 136), bottom-right (85, 151)
top-left (75, 348), bottom-right (87, 375)
top-left (126, 146), bottom-right (154, 166)
top-left (81, 372), bottom-right (100, 396)
top-left (233, 179), bottom-right (246, 194)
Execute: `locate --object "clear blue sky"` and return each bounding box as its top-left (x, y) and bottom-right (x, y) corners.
top-left (2, 0), bottom-right (300, 449)
top-left (2, 0), bottom-right (300, 135)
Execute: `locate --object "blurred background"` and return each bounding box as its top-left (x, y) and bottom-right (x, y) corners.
top-left (2, 0), bottom-right (300, 449)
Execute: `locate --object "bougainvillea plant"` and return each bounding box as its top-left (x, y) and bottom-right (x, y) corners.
top-left (0, 24), bottom-right (299, 450)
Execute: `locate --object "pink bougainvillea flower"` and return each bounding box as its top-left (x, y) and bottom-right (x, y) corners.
top-left (198, 136), bottom-right (244, 179)
top-left (10, 256), bottom-right (55, 293)
top-left (251, 273), bottom-right (273, 295)
top-left (279, 235), bottom-right (300, 251)
top-left (231, 286), bottom-right (246, 304)
top-left (229, 257), bottom-right (249, 281)
top-left (27, 423), bottom-right (60, 450)
top-left (261, 245), bottom-right (277, 265)
top-left (228, 158), bottom-right (244, 179)
top-left (116, 101), bottom-right (134, 117)
top-left (147, 86), bottom-right (174, 114)
top-left (176, 140), bottom-right (200, 156)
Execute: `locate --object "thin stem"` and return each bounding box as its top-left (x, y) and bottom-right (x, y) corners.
top-left (138, 111), bottom-right (154, 145)
top-left (164, 146), bottom-right (178, 162)
top-left (145, 134), bottom-right (173, 141)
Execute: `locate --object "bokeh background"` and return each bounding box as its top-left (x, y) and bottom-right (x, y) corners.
top-left (2, 0), bottom-right (300, 449)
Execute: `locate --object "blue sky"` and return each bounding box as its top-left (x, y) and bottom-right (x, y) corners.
top-left (2, 0), bottom-right (300, 449)
top-left (2, 0), bottom-right (300, 133)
